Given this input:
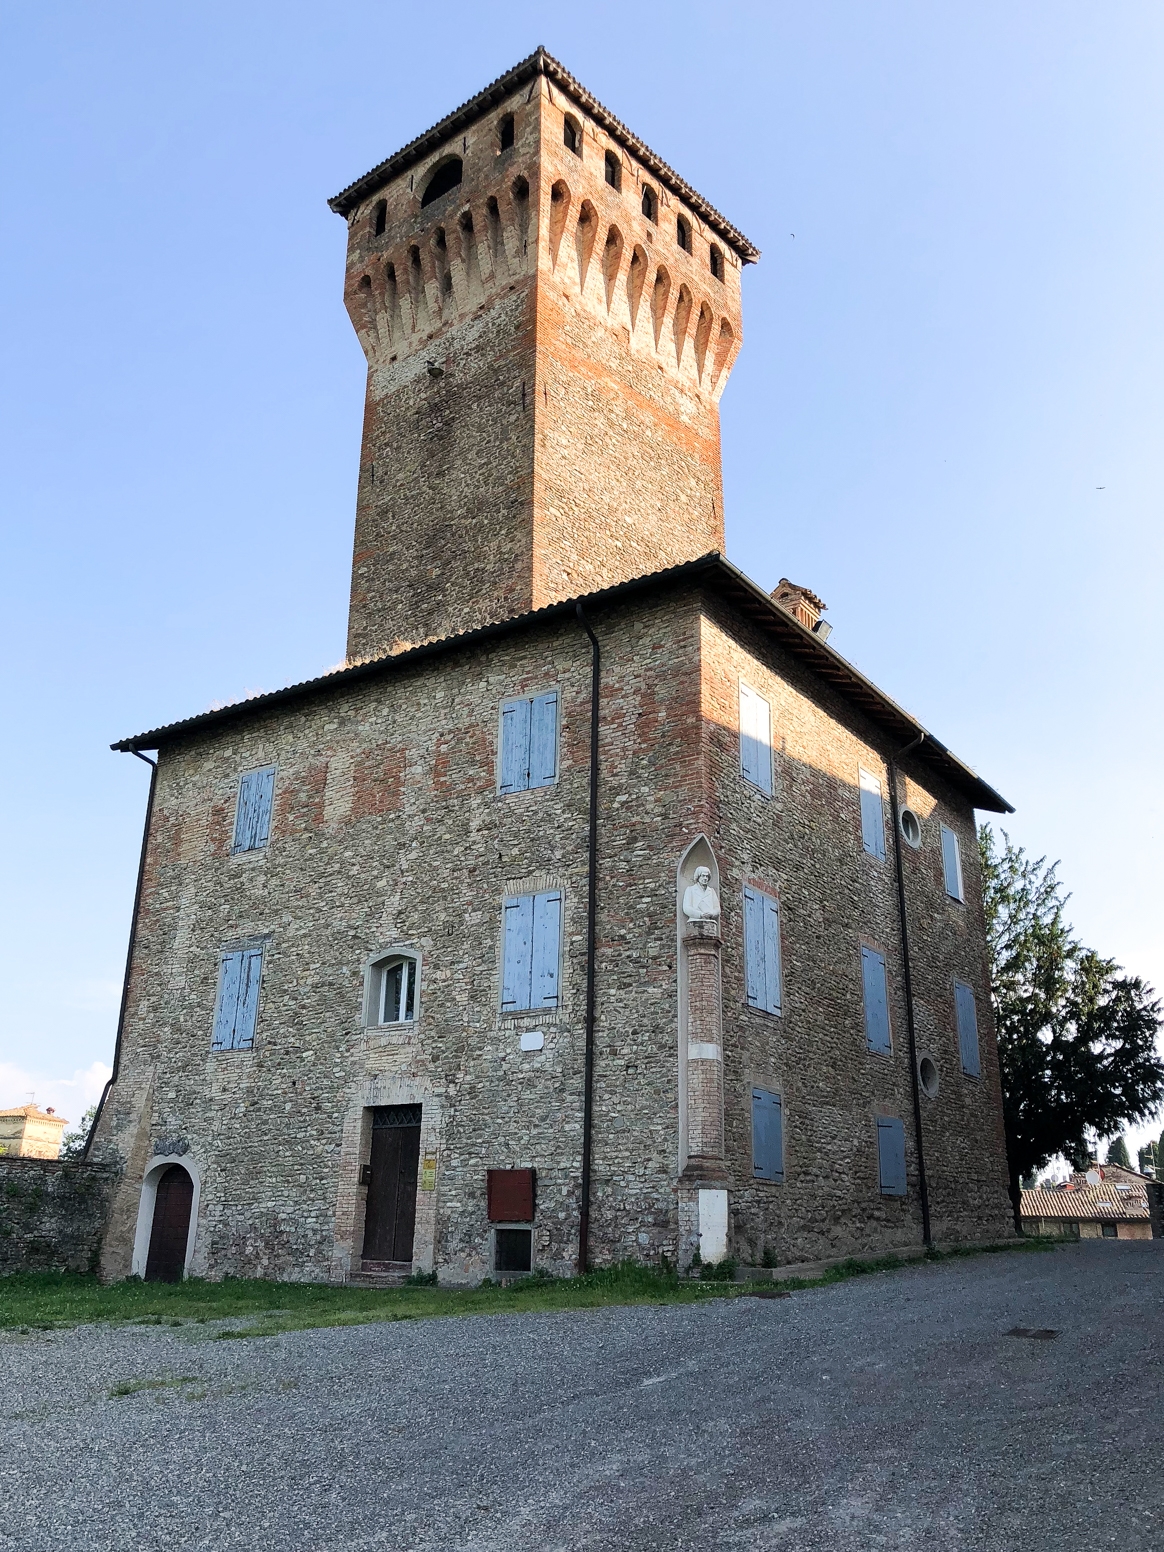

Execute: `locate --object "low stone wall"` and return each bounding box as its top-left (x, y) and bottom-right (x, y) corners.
top-left (0, 1156), bottom-right (120, 1275)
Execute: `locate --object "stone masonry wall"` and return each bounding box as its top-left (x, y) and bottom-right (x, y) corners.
top-left (95, 576), bottom-right (1011, 1284)
top-left (699, 596), bottom-right (1013, 1266)
top-left (0, 1156), bottom-right (119, 1275)
top-left (96, 585), bottom-right (707, 1284)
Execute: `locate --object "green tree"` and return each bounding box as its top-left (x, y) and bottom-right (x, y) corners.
top-left (980, 828), bottom-right (1164, 1231)
top-left (59, 1104), bottom-right (97, 1161)
top-left (1105, 1134), bottom-right (1131, 1169)
top-left (1159, 1129), bottom-right (1164, 1181)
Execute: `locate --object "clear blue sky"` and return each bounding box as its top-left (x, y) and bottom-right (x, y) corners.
top-left (3, 2), bottom-right (1161, 1159)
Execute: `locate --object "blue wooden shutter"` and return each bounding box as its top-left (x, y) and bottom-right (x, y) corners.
top-left (251, 767), bottom-right (275, 847)
top-left (531, 890), bottom-right (562, 1008)
top-left (501, 895), bottom-right (534, 1009)
top-left (859, 768), bottom-right (885, 860)
top-left (232, 767), bottom-right (275, 852)
top-left (941, 825), bottom-right (964, 901)
top-left (861, 946), bottom-right (891, 1053)
top-left (955, 980), bottom-right (981, 1076)
top-left (233, 948), bottom-right (263, 1049)
top-left (877, 1116), bottom-right (907, 1196)
top-left (739, 683), bottom-right (772, 795)
top-left (744, 887), bottom-right (765, 1008)
top-left (529, 692), bottom-right (558, 788)
top-left (752, 1087), bottom-right (784, 1182)
top-left (212, 951), bottom-right (243, 1049)
top-left (763, 893), bottom-right (782, 1014)
top-left (499, 700), bottom-right (532, 794)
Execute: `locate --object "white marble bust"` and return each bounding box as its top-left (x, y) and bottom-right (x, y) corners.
top-left (682, 866), bottom-right (721, 921)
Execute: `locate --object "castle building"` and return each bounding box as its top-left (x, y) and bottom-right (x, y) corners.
top-left (92, 49), bottom-right (1015, 1285)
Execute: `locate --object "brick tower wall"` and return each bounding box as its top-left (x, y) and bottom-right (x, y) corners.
top-left (340, 75), bottom-right (745, 661)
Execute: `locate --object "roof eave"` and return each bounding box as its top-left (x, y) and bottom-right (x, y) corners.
top-left (326, 47), bottom-right (760, 265)
top-left (112, 553), bottom-right (1011, 814)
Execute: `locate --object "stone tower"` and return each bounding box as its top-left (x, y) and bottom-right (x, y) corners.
top-left (329, 48), bottom-right (758, 660)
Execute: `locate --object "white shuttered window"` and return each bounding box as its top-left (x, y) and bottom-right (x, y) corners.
top-left (858, 768), bottom-right (886, 860)
top-left (738, 682), bottom-right (773, 795)
top-left (941, 824), bottom-right (965, 901)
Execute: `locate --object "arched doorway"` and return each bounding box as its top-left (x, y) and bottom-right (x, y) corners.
top-left (144, 1164), bottom-right (193, 1282)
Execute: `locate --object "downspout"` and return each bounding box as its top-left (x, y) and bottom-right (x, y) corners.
top-left (575, 603), bottom-right (600, 1274)
top-left (82, 750), bottom-right (158, 1159)
top-left (887, 733), bottom-right (932, 1247)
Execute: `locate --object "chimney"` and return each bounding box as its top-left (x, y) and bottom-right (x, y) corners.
top-left (771, 579), bottom-right (828, 635)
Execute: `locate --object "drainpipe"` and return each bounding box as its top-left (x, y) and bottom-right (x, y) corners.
top-left (887, 732), bottom-right (932, 1247)
top-left (82, 750), bottom-right (158, 1160)
top-left (575, 603), bottom-right (600, 1274)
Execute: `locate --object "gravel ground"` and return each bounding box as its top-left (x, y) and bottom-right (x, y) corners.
top-left (2, 1241), bottom-right (1160, 1551)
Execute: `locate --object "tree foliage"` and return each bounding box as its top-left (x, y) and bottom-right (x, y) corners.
top-left (59, 1104), bottom-right (98, 1161)
top-left (980, 828), bottom-right (1164, 1223)
top-left (1105, 1134), bottom-right (1131, 1169)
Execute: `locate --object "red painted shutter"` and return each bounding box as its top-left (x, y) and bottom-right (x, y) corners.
top-left (487, 1168), bottom-right (536, 1222)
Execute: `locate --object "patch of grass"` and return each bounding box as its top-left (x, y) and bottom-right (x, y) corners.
top-left (0, 1239), bottom-right (1057, 1340)
top-left (108, 1374), bottom-right (198, 1399)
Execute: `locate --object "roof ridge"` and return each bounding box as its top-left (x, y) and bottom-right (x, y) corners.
top-left (326, 47), bottom-right (759, 263)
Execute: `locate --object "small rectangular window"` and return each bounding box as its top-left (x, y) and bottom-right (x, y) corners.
top-left (877, 1116), bottom-right (907, 1196)
top-left (859, 768), bottom-right (886, 860)
top-left (739, 682), bottom-right (772, 795)
top-left (232, 766), bottom-right (275, 854)
top-left (501, 891), bottom-right (562, 1011)
top-left (743, 887), bottom-right (782, 1015)
top-left (494, 1227), bottom-right (533, 1270)
top-left (499, 691), bottom-right (558, 793)
top-left (1101, 1222), bottom-right (1118, 1238)
top-left (954, 979), bottom-right (981, 1077)
top-left (941, 824), bottom-right (964, 902)
top-left (861, 945), bottom-right (891, 1054)
top-left (211, 946), bottom-right (263, 1050)
top-left (751, 1087), bottom-right (784, 1182)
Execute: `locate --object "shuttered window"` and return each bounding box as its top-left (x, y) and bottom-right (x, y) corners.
top-left (499, 691), bottom-right (558, 794)
top-left (739, 682), bottom-right (773, 795)
top-left (877, 1116), bottom-right (907, 1196)
top-left (211, 946), bottom-right (264, 1050)
top-left (941, 824), bottom-right (964, 902)
top-left (954, 979), bottom-right (981, 1077)
top-left (487, 1167), bottom-right (536, 1222)
top-left (751, 1087), bottom-right (784, 1182)
top-left (232, 766), bottom-right (275, 854)
top-left (861, 946), bottom-right (892, 1054)
top-left (743, 887), bottom-right (782, 1015)
top-left (501, 891), bottom-right (562, 1011)
top-left (859, 768), bottom-right (886, 860)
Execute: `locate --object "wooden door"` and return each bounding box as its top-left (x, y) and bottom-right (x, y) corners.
top-left (144, 1165), bottom-right (193, 1282)
top-left (362, 1105), bottom-right (421, 1262)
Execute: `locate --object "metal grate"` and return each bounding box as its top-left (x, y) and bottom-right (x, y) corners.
top-left (371, 1104), bottom-right (422, 1129)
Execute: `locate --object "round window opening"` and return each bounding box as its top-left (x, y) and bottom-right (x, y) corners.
top-left (918, 1055), bottom-right (939, 1098)
top-left (900, 808), bottom-right (922, 848)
